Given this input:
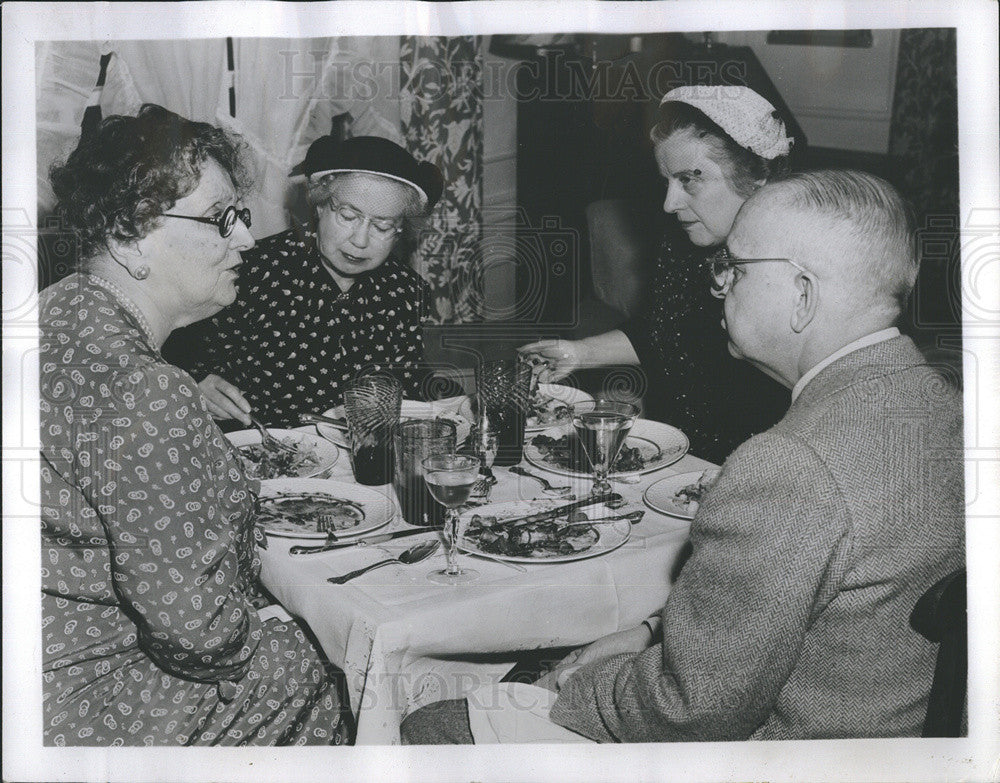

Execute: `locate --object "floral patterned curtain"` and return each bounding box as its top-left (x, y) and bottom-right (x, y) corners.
top-left (399, 36), bottom-right (484, 324)
top-left (888, 28), bottom-right (959, 221)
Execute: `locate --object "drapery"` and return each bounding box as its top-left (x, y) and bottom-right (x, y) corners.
top-left (399, 36), bottom-right (484, 324)
top-left (888, 28), bottom-right (959, 222)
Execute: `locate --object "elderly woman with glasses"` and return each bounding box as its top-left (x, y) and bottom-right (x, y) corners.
top-left (521, 86), bottom-right (795, 464)
top-left (170, 135), bottom-right (444, 428)
top-left (40, 104), bottom-right (349, 746)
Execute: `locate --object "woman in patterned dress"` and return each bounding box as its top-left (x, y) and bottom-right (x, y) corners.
top-left (520, 87), bottom-right (795, 465)
top-left (168, 135), bottom-right (446, 429)
top-left (39, 104), bottom-right (349, 746)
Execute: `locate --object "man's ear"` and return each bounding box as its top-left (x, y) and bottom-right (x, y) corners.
top-left (790, 272), bottom-right (817, 333)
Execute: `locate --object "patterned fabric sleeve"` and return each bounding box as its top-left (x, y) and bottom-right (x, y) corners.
top-left (395, 270), bottom-right (432, 399)
top-left (549, 431), bottom-right (852, 741)
top-left (79, 362), bottom-right (263, 685)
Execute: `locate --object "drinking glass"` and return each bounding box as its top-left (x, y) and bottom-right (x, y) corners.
top-left (393, 419), bottom-right (457, 527)
top-left (474, 356), bottom-right (533, 467)
top-left (343, 374), bottom-right (403, 485)
top-left (571, 400), bottom-right (640, 496)
top-left (422, 454), bottom-right (481, 584)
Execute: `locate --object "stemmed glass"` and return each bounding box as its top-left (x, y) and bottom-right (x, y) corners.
top-left (422, 454), bottom-right (481, 584)
top-left (571, 400), bottom-right (640, 496)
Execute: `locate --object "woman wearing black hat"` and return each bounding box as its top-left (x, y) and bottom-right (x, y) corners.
top-left (169, 135), bottom-right (445, 428)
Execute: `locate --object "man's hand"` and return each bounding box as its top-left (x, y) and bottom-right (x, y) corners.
top-left (198, 374), bottom-right (252, 425)
top-left (538, 624), bottom-right (655, 692)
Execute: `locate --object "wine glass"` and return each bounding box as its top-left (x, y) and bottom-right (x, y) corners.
top-left (571, 400), bottom-right (640, 496)
top-left (422, 454), bottom-right (481, 584)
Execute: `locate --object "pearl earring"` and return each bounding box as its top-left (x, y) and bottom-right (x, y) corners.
top-left (133, 265), bottom-right (150, 280)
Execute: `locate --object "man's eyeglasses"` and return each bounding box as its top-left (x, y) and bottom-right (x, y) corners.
top-left (705, 246), bottom-right (810, 298)
top-left (326, 200), bottom-right (402, 242)
top-left (163, 205), bottom-right (251, 238)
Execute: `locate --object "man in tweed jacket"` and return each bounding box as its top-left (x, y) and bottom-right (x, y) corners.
top-left (402, 170), bottom-right (965, 743)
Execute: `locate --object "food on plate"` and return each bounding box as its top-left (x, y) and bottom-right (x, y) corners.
top-left (673, 470), bottom-right (720, 512)
top-left (238, 438), bottom-right (321, 479)
top-left (464, 512), bottom-right (599, 558)
top-left (531, 433), bottom-right (646, 474)
top-left (527, 391), bottom-right (572, 427)
top-left (256, 492), bottom-right (365, 534)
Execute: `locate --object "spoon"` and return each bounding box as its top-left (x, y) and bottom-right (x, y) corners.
top-left (326, 540), bottom-right (440, 584)
top-left (509, 466), bottom-right (573, 495)
top-left (249, 415), bottom-right (297, 453)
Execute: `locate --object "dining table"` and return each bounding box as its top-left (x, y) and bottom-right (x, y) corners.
top-left (257, 414), bottom-right (716, 745)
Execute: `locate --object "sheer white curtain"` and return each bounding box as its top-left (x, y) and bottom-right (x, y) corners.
top-left (35, 38), bottom-right (404, 234)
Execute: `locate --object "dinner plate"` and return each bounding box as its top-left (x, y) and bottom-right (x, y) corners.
top-left (458, 498), bottom-right (632, 564)
top-left (523, 418), bottom-right (689, 480)
top-left (643, 470), bottom-right (720, 520)
top-left (458, 384), bottom-right (595, 433)
top-left (226, 429), bottom-right (339, 479)
top-left (315, 397), bottom-right (472, 447)
top-left (256, 478), bottom-right (395, 540)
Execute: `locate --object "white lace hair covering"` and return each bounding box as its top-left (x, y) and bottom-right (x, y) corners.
top-left (661, 86), bottom-right (793, 160)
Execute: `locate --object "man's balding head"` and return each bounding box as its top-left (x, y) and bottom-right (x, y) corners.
top-left (744, 170), bottom-right (918, 317)
top-left (722, 170), bottom-right (917, 388)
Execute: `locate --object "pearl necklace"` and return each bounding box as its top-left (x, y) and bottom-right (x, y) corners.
top-left (86, 273), bottom-right (158, 348)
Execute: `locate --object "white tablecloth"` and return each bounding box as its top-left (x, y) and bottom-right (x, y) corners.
top-left (259, 442), bottom-right (714, 744)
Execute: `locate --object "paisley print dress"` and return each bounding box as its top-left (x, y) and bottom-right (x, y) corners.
top-left (39, 274), bottom-right (349, 746)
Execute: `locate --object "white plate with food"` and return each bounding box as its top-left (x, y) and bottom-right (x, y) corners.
top-left (226, 429), bottom-right (339, 480)
top-left (256, 478), bottom-right (395, 540)
top-left (315, 397), bottom-right (472, 447)
top-left (458, 384), bottom-right (594, 433)
top-left (643, 469), bottom-right (721, 520)
top-left (458, 498), bottom-right (632, 564)
top-left (523, 418), bottom-right (689, 480)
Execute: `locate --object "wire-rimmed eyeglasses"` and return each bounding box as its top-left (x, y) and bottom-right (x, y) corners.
top-left (326, 200), bottom-right (403, 242)
top-left (163, 205), bottom-right (251, 238)
top-left (705, 246), bottom-right (810, 298)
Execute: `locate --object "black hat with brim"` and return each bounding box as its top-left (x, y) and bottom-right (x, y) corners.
top-left (289, 135), bottom-right (444, 209)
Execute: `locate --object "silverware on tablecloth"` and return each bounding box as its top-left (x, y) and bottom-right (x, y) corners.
top-left (560, 510), bottom-right (646, 528)
top-left (509, 465), bottom-right (573, 495)
top-left (501, 493), bottom-right (622, 528)
top-left (289, 527), bottom-right (434, 555)
top-left (249, 415), bottom-right (298, 454)
top-left (300, 412), bottom-right (349, 430)
top-left (326, 540), bottom-right (440, 584)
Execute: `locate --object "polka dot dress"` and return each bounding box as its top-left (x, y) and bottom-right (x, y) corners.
top-left (170, 228), bottom-right (430, 428)
top-left (39, 274), bottom-right (349, 746)
top-left (620, 232), bottom-right (790, 465)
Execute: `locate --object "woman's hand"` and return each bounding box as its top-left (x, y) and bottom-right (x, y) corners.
top-left (198, 374), bottom-right (252, 425)
top-left (517, 339), bottom-right (587, 383)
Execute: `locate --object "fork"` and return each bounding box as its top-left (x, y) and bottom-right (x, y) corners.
top-left (509, 466), bottom-right (573, 495)
top-left (249, 415), bottom-right (297, 454)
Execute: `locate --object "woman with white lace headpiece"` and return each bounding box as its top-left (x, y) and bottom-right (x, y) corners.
top-left (520, 86), bottom-right (797, 464)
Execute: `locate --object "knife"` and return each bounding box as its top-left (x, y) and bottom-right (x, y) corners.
top-left (289, 526), bottom-right (435, 555)
top-left (489, 492), bottom-right (622, 528)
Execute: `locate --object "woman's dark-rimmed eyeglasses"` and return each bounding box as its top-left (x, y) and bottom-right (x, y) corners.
top-left (705, 246), bottom-right (809, 298)
top-left (163, 205), bottom-right (251, 238)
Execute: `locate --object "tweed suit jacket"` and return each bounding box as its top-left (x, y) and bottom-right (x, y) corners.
top-left (548, 336), bottom-right (965, 741)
